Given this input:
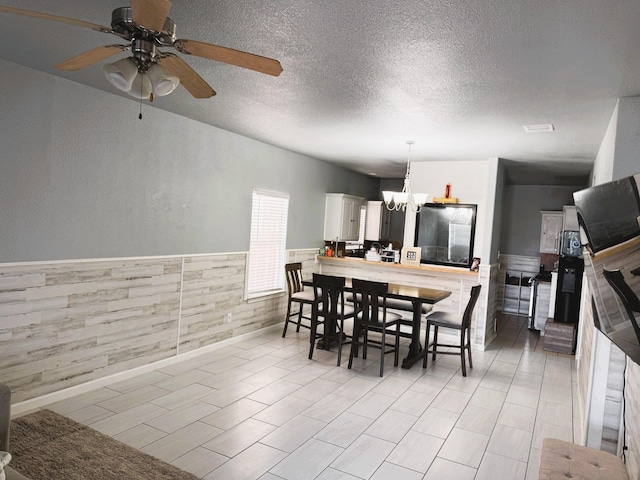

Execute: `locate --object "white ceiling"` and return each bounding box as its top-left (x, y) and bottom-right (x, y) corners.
top-left (1, 0), bottom-right (639, 185)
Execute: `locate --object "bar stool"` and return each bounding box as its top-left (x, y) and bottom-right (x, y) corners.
top-left (423, 285), bottom-right (481, 376)
top-left (309, 273), bottom-right (355, 366)
top-left (282, 262), bottom-right (316, 337)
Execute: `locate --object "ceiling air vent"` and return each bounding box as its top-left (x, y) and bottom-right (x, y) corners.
top-left (523, 124), bottom-right (555, 133)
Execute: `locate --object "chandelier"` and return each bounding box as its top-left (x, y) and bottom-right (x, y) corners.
top-left (382, 141), bottom-right (429, 212)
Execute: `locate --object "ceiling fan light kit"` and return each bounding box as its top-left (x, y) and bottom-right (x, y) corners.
top-left (0, 0), bottom-right (282, 101)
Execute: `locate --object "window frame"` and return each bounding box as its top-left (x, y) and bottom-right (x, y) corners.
top-left (245, 189), bottom-right (290, 300)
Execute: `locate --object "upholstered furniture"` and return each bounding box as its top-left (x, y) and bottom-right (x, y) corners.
top-left (539, 438), bottom-right (629, 480)
top-left (0, 384), bottom-right (30, 480)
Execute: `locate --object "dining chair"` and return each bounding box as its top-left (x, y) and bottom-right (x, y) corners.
top-left (309, 273), bottom-right (355, 366)
top-left (348, 278), bottom-right (402, 377)
top-left (603, 268), bottom-right (640, 345)
top-left (423, 284), bottom-right (481, 376)
top-left (282, 262), bottom-right (316, 337)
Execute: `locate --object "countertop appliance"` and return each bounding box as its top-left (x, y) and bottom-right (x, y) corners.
top-left (381, 250), bottom-right (395, 263)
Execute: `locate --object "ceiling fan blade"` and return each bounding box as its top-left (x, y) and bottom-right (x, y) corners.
top-left (158, 54), bottom-right (215, 98)
top-left (0, 6), bottom-right (112, 33)
top-left (54, 45), bottom-right (128, 71)
top-left (130, 0), bottom-right (172, 32)
top-left (174, 39), bottom-right (283, 77)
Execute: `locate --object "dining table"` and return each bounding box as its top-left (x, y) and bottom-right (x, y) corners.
top-left (304, 277), bottom-right (451, 369)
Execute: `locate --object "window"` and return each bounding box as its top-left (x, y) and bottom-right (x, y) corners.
top-left (246, 189), bottom-right (289, 299)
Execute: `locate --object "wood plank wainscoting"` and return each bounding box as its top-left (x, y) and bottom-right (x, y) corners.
top-left (578, 236), bottom-right (640, 468)
top-left (315, 256), bottom-right (486, 346)
top-left (0, 249), bottom-right (318, 404)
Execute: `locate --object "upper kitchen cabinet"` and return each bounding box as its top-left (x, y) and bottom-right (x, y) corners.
top-left (323, 194), bottom-right (364, 241)
top-left (364, 201), bottom-right (390, 241)
top-left (540, 211), bottom-right (563, 254)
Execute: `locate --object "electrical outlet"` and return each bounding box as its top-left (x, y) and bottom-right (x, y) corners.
top-left (225, 312), bottom-right (232, 323)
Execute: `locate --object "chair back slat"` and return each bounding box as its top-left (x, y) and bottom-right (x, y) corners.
top-left (313, 273), bottom-right (346, 319)
top-left (285, 262), bottom-right (304, 296)
top-left (462, 285), bottom-right (482, 329)
top-left (352, 278), bottom-right (388, 325)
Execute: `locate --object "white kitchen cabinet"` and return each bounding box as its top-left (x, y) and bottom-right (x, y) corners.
top-left (364, 201), bottom-right (390, 241)
top-left (323, 194), bottom-right (364, 241)
top-left (540, 211), bottom-right (563, 254)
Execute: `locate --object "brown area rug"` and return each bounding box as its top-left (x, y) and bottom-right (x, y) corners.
top-left (9, 409), bottom-right (200, 480)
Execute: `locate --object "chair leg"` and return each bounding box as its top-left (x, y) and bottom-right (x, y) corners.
top-left (308, 314), bottom-right (317, 360)
top-left (379, 327), bottom-right (385, 377)
top-left (432, 325), bottom-right (439, 362)
top-left (394, 323), bottom-right (400, 368)
top-left (347, 322), bottom-right (356, 370)
top-left (460, 328), bottom-right (467, 377)
top-left (296, 302), bottom-right (304, 332)
top-left (423, 323), bottom-right (431, 368)
top-left (466, 327), bottom-right (473, 370)
top-left (336, 317), bottom-right (343, 367)
top-left (282, 299), bottom-right (293, 337)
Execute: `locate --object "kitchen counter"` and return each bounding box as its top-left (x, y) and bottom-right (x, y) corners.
top-left (317, 255), bottom-right (479, 277)
top-left (316, 255), bottom-right (481, 339)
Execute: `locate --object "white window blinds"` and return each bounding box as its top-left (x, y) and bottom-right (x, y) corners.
top-left (246, 189), bottom-right (289, 299)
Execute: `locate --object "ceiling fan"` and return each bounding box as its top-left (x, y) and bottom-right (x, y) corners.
top-left (0, 0), bottom-right (283, 100)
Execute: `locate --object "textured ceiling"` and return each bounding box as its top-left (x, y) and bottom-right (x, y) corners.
top-left (1, 0), bottom-right (639, 185)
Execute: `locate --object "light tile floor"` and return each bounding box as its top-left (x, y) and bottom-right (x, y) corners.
top-left (35, 313), bottom-right (577, 479)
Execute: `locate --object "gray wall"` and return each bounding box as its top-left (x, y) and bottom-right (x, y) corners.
top-left (499, 184), bottom-right (585, 257)
top-left (614, 97), bottom-right (640, 180)
top-left (0, 59), bottom-right (379, 262)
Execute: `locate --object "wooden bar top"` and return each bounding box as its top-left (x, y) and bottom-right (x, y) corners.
top-left (317, 254), bottom-right (479, 277)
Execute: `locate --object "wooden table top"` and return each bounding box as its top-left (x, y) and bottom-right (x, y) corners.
top-left (305, 278), bottom-right (451, 304)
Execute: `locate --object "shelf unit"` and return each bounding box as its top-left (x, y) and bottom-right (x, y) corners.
top-left (498, 254), bottom-right (540, 316)
top-left (503, 271), bottom-right (532, 315)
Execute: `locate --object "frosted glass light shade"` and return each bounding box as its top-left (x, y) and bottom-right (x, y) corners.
top-left (127, 73), bottom-right (152, 99)
top-left (103, 58), bottom-right (138, 92)
top-left (394, 192), bottom-right (409, 204)
top-left (412, 193), bottom-right (429, 206)
top-left (382, 191), bottom-right (395, 204)
top-left (147, 63), bottom-right (180, 96)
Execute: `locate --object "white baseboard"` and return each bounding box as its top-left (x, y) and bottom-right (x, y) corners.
top-left (12, 324), bottom-right (281, 416)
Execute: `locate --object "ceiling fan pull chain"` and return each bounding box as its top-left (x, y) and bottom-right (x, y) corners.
top-left (138, 74), bottom-right (143, 119)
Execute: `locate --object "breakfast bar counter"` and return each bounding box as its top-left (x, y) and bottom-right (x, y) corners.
top-left (317, 255), bottom-right (479, 277)
top-left (316, 255), bottom-right (480, 334)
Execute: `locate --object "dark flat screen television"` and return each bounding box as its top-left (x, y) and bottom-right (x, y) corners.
top-left (573, 175), bottom-right (640, 254)
top-left (577, 173), bottom-right (640, 366)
